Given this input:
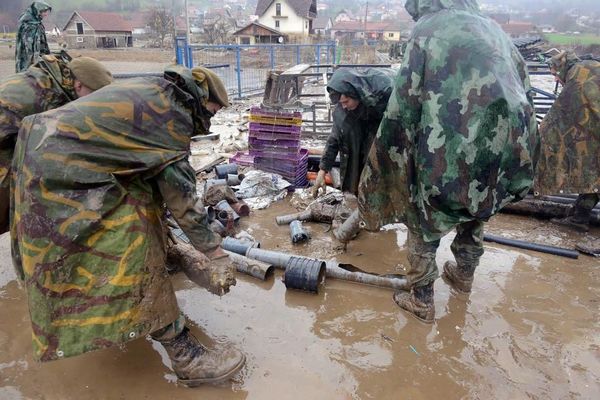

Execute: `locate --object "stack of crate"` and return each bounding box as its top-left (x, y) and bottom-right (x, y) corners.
top-left (232, 106), bottom-right (308, 188)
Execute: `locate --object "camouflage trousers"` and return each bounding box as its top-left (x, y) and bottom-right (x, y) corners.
top-left (570, 193), bottom-right (600, 222)
top-left (0, 186), bottom-right (8, 234)
top-left (151, 313), bottom-right (186, 342)
top-left (406, 220), bottom-right (484, 288)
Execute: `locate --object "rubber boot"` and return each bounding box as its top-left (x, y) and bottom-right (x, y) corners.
top-left (441, 261), bottom-right (474, 294)
top-left (393, 282), bottom-right (435, 324)
top-left (158, 327), bottom-right (245, 387)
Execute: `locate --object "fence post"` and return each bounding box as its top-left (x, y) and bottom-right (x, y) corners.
top-left (175, 38), bottom-right (183, 65)
top-left (236, 46), bottom-right (242, 99)
top-left (187, 45), bottom-right (193, 68)
top-left (316, 44), bottom-right (321, 66)
top-left (296, 45), bottom-right (301, 65)
top-left (270, 45), bottom-right (275, 69)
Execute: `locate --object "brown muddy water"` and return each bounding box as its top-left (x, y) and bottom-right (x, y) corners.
top-left (1, 201), bottom-right (599, 400)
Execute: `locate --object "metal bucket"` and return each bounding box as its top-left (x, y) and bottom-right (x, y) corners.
top-left (283, 256), bottom-right (325, 294)
top-left (289, 220), bottom-right (310, 243)
top-left (222, 237), bottom-right (261, 255)
top-left (215, 163), bottom-right (239, 179)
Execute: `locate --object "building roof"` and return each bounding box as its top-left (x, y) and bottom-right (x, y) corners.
top-left (501, 22), bottom-right (536, 36)
top-left (255, 0), bottom-right (317, 19)
top-left (332, 21), bottom-right (392, 32)
top-left (233, 21), bottom-right (282, 36)
top-left (313, 16), bottom-right (331, 30)
top-left (63, 11), bottom-right (133, 32)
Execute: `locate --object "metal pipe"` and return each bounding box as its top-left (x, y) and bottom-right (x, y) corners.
top-left (290, 220), bottom-right (310, 243)
top-left (483, 233), bottom-right (579, 259)
top-left (226, 173), bottom-right (245, 186)
top-left (230, 200), bottom-right (250, 217)
top-left (225, 251), bottom-right (273, 280)
top-left (215, 163), bottom-right (239, 179)
top-left (215, 200), bottom-right (240, 224)
top-left (333, 209), bottom-right (361, 243)
top-left (222, 237), bottom-right (260, 255)
top-left (243, 247), bottom-right (409, 290)
top-left (276, 209), bottom-right (312, 225)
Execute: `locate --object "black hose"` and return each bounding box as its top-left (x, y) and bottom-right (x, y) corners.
top-left (483, 233), bottom-right (578, 259)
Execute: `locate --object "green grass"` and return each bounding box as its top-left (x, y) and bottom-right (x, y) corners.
top-left (544, 33), bottom-right (600, 46)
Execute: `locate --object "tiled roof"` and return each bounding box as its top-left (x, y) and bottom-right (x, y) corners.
top-left (65, 11), bottom-right (133, 32)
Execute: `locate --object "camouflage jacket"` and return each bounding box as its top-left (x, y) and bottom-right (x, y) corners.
top-left (11, 73), bottom-right (220, 361)
top-left (358, 0), bottom-right (538, 241)
top-left (534, 60), bottom-right (600, 195)
top-left (15, 1), bottom-right (51, 72)
top-left (320, 68), bottom-right (394, 194)
top-left (0, 54), bottom-right (76, 234)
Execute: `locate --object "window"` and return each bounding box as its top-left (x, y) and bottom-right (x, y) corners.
top-left (76, 22), bottom-right (84, 34)
top-left (76, 37), bottom-right (84, 42)
top-left (388, 33), bottom-right (394, 37)
top-left (276, 3), bottom-right (281, 16)
top-left (275, 20), bottom-right (280, 28)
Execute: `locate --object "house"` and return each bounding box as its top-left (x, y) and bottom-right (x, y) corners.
top-left (233, 21), bottom-right (286, 44)
top-left (255, 0), bottom-right (317, 37)
top-left (331, 21), bottom-right (391, 41)
top-left (501, 21), bottom-right (537, 38)
top-left (312, 16), bottom-right (332, 37)
top-left (382, 22), bottom-right (403, 42)
top-left (62, 11), bottom-right (133, 49)
top-left (334, 9), bottom-right (356, 22)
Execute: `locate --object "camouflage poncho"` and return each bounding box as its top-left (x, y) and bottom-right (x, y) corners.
top-left (534, 59), bottom-right (600, 195)
top-left (10, 75), bottom-right (200, 361)
top-left (320, 68), bottom-right (394, 194)
top-left (358, 0), bottom-right (538, 241)
top-left (0, 54), bottom-right (75, 234)
top-left (15, 1), bottom-right (52, 72)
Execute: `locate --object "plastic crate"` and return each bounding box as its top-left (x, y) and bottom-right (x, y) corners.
top-left (250, 106), bottom-right (302, 119)
top-left (249, 122), bottom-right (301, 135)
top-left (230, 151), bottom-right (255, 167)
top-left (249, 115), bottom-right (302, 126)
top-left (249, 136), bottom-right (300, 150)
top-left (249, 130), bottom-right (301, 141)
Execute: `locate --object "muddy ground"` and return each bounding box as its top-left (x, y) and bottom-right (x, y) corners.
top-left (0, 47), bottom-right (598, 400)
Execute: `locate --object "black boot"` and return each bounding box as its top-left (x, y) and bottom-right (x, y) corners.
top-left (393, 282), bottom-right (435, 323)
top-left (156, 327), bottom-right (245, 387)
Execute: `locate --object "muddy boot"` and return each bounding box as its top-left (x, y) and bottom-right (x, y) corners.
top-left (441, 261), bottom-right (474, 294)
top-left (157, 327), bottom-right (245, 387)
top-left (393, 282), bottom-right (434, 324)
top-left (550, 215), bottom-right (590, 232)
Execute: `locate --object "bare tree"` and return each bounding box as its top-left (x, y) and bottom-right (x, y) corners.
top-left (202, 14), bottom-right (233, 44)
top-left (147, 6), bottom-right (174, 48)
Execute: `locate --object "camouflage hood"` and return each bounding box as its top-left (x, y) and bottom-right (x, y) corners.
top-left (549, 50), bottom-right (581, 84)
top-left (405, 0), bottom-right (479, 21)
top-left (327, 67), bottom-right (394, 110)
top-left (19, 1), bottom-right (52, 24)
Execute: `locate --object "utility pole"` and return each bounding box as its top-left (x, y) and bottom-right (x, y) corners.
top-left (185, 0), bottom-right (191, 44)
top-left (363, 1), bottom-right (369, 45)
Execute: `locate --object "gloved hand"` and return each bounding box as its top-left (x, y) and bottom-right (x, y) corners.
top-left (311, 169), bottom-right (328, 198)
top-left (174, 244), bottom-right (236, 296)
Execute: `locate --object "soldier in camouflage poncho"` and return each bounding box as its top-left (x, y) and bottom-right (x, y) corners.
top-left (10, 65), bottom-right (245, 386)
top-left (358, 0), bottom-right (538, 323)
top-left (535, 51), bottom-right (600, 239)
top-left (15, 1), bottom-right (52, 72)
top-left (313, 68), bottom-right (394, 196)
top-left (0, 54), bottom-right (112, 234)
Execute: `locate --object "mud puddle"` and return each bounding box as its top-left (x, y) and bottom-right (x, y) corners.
top-left (1, 202), bottom-right (599, 400)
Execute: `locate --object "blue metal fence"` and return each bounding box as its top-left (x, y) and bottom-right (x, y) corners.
top-left (175, 39), bottom-right (337, 99)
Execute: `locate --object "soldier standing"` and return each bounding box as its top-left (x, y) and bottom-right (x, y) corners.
top-left (312, 68), bottom-right (394, 197)
top-left (358, 0), bottom-right (539, 323)
top-left (535, 51), bottom-right (600, 251)
top-left (10, 66), bottom-right (245, 386)
top-left (15, 1), bottom-right (52, 72)
top-left (0, 54), bottom-right (112, 234)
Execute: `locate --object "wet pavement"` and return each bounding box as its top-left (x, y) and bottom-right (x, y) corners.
top-left (1, 202), bottom-right (599, 400)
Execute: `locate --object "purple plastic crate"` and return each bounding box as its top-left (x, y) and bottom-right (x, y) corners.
top-left (230, 152), bottom-right (255, 167)
top-left (249, 136), bottom-right (300, 149)
top-left (250, 106), bottom-right (302, 119)
top-left (249, 130), bottom-right (301, 141)
top-left (249, 122), bottom-right (301, 134)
